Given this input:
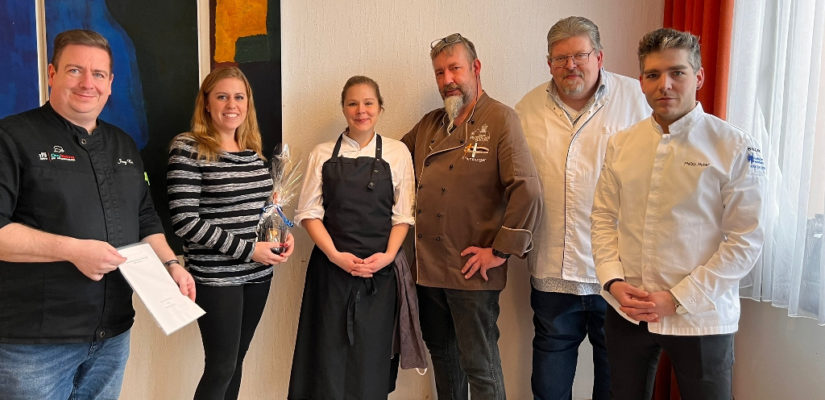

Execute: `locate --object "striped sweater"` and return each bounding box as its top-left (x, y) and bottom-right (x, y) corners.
top-left (167, 136), bottom-right (273, 286)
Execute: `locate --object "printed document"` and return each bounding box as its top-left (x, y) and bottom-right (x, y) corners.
top-left (118, 243), bottom-right (204, 335)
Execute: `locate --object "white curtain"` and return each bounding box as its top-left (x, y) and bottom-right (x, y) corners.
top-left (728, 0), bottom-right (825, 324)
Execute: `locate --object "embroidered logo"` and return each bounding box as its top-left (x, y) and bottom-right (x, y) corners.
top-left (117, 158), bottom-right (134, 166)
top-left (469, 124), bottom-right (490, 143)
top-left (683, 161), bottom-right (710, 167)
top-left (462, 142), bottom-right (489, 163)
top-left (39, 144), bottom-right (76, 162)
top-left (747, 146), bottom-right (765, 176)
top-left (51, 153), bottom-right (76, 162)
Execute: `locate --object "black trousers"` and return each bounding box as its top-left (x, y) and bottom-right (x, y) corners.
top-left (193, 281), bottom-right (271, 400)
top-left (604, 307), bottom-right (734, 400)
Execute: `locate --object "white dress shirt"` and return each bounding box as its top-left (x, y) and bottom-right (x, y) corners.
top-left (295, 132), bottom-right (415, 227)
top-left (517, 71), bottom-right (649, 289)
top-left (591, 103), bottom-right (765, 335)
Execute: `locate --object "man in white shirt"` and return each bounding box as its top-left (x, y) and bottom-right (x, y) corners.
top-left (515, 16), bottom-right (648, 400)
top-left (591, 28), bottom-right (765, 399)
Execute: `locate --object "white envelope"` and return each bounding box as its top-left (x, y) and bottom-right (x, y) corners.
top-left (117, 243), bottom-right (205, 335)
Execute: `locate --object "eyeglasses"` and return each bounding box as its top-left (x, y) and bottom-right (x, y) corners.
top-left (431, 33), bottom-right (464, 50)
top-left (549, 49), bottom-right (596, 67)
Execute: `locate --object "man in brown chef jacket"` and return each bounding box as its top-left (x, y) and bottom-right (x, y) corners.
top-left (402, 33), bottom-right (543, 400)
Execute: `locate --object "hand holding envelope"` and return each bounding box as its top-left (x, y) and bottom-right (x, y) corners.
top-left (117, 243), bottom-right (205, 335)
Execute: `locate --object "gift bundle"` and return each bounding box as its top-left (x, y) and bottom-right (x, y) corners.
top-left (256, 144), bottom-right (303, 254)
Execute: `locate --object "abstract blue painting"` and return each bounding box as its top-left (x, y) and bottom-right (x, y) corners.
top-left (45, 0), bottom-right (150, 148)
top-left (0, 1), bottom-right (39, 118)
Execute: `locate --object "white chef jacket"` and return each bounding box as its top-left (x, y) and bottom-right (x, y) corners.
top-left (591, 103), bottom-right (765, 336)
top-left (295, 132), bottom-right (415, 227)
top-left (516, 71), bottom-right (649, 284)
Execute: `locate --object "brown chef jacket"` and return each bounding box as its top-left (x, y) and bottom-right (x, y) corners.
top-left (402, 92), bottom-right (543, 291)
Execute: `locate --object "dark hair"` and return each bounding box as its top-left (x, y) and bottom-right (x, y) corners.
top-left (638, 28), bottom-right (701, 72)
top-left (547, 16), bottom-right (603, 55)
top-left (51, 29), bottom-right (113, 71)
top-left (340, 75), bottom-right (384, 109)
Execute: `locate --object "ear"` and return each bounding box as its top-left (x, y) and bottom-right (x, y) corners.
top-left (105, 72), bottom-right (114, 96)
top-left (47, 64), bottom-right (56, 87)
top-left (595, 50), bottom-right (604, 69)
top-left (473, 58), bottom-right (481, 77)
top-left (695, 67), bottom-right (705, 90)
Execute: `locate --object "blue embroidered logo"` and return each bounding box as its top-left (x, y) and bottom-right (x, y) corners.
top-left (747, 147), bottom-right (765, 176)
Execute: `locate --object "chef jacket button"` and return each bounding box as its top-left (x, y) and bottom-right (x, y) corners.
top-left (417, 209), bottom-right (422, 214)
top-left (417, 233), bottom-right (423, 239)
top-left (441, 187), bottom-right (446, 192)
top-left (436, 213), bottom-right (442, 217)
top-left (81, 138), bottom-right (87, 145)
top-left (435, 236), bottom-right (441, 241)
top-left (425, 161), bottom-right (430, 167)
top-left (449, 164), bottom-right (454, 170)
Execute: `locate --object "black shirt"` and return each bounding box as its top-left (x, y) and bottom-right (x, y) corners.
top-left (0, 103), bottom-right (164, 343)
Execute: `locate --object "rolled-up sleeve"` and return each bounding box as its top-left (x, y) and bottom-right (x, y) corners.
top-left (391, 145), bottom-right (415, 226)
top-left (294, 146), bottom-right (326, 226)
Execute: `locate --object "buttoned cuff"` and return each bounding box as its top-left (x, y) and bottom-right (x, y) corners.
top-left (670, 274), bottom-right (717, 315)
top-left (491, 226), bottom-right (533, 258)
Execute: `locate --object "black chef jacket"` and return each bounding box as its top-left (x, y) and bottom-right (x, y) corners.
top-left (0, 102), bottom-right (164, 343)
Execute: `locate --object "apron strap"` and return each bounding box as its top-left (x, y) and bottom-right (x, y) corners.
top-left (366, 135), bottom-right (383, 191)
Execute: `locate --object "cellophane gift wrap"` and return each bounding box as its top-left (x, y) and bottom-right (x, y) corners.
top-left (256, 144), bottom-right (302, 254)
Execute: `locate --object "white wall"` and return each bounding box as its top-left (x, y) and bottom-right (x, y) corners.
top-left (121, 1), bottom-right (663, 399)
top-left (734, 301), bottom-right (825, 400)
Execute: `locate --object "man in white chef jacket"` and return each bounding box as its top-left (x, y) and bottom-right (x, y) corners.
top-left (591, 27), bottom-right (765, 400)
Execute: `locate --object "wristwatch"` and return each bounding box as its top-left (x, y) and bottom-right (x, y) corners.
top-left (603, 278), bottom-right (624, 292)
top-left (491, 249), bottom-right (510, 259)
top-left (163, 259), bottom-right (181, 267)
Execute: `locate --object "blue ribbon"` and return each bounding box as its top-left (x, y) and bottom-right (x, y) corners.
top-left (276, 205), bottom-right (295, 228)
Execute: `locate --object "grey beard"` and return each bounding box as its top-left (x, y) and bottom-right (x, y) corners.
top-left (444, 95), bottom-right (464, 133)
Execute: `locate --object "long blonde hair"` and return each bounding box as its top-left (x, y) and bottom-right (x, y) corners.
top-left (181, 66), bottom-right (263, 161)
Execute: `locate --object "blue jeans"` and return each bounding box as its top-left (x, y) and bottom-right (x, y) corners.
top-left (531, 289), bottom-right (609, 400)
top-left (417, 286), bottom-right (505, 400)
top-left (0, 330), bottom-right (130, 400)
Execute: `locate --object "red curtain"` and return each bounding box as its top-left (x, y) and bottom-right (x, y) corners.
top-left (654, 3), bottom-right (735, 399)
top-left (663, 0), bottom-right (734, 119)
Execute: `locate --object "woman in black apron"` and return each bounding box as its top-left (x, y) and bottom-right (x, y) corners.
top-left (288, 76), bottom-right (415, 399)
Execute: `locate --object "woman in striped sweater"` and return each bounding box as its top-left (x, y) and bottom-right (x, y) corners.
top-left (167, 66), bottom-right (294, 400)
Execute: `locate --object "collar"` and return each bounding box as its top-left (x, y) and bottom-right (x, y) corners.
top-left (546, 68), bottom-right (607, 119)
top-left (340, 130), bottom-right (379, 152)
top-left (43, 101), bottom-right (99, 138)
top-left (439, 92), bottom-right (490, 131)
top-left (651, 102), bottom-right (704, 137)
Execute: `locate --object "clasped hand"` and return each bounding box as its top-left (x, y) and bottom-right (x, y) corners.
top-left (331, 251), bottom-right (394, 278)
top-left (610, 281), bottom-right (677, 322)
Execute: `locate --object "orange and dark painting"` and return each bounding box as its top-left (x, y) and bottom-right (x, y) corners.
top-left (210, 0), bottom-right (281, 149)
